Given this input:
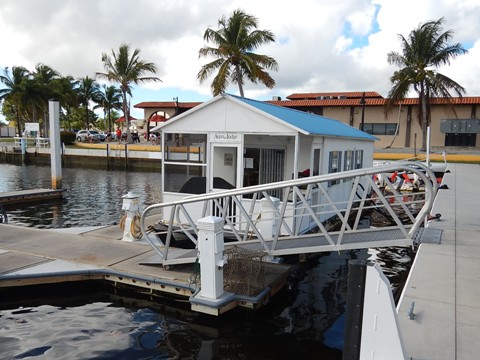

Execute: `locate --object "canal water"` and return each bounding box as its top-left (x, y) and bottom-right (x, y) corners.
top-left (0, 163), bottom-right (414, 359)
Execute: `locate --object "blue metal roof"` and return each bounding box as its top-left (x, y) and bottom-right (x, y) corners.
top-left (232, 94), bottom-right (377, 141)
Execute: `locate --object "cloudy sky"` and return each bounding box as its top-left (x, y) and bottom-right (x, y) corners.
top-left (1, 0), bottom-right (479, 119)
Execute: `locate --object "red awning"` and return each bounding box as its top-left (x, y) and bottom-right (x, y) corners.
top-left (149, 114), bottom-right (167, 122)
top-left (115, 115), bottom-right (137, 123)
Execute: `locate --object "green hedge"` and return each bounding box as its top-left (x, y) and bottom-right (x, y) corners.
top-left (60, 131), bottom-right (76, 145)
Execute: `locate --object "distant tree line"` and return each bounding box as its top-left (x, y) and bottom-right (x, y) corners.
top-left (0, 64), bottom-right (125, 136)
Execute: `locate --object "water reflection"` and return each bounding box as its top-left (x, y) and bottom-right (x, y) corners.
top-left (0, 280), bottom-right (345, 359)
top-left (0, 163), bottom-right (413, 359)
top-left (0, 164), bottom-right (162, 228)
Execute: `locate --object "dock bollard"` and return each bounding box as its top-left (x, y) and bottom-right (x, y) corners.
top-left (121, 192), bottom-right (142, 242)
top-left (408, 301), bottom-right (416, 320)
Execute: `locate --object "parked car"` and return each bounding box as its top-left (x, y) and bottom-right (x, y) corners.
top-left (76, 130), bottom-right (103, 143)
top-left (95, 131), bottom-right (107, 142)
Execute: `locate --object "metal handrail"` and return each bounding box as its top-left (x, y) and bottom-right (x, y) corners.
top-left (140, 161), bottom-right (437, 264)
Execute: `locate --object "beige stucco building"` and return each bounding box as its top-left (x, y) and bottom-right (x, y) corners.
top-left (135, 91), bottom-right (480, 150)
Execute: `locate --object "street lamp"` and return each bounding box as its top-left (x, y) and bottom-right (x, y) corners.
top-left (359, 92), bottom-right (366, 131)
top-left (173, 97), bottom-right (178, 116)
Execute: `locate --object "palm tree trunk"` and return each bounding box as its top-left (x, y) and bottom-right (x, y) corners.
top-left (15, 110), bottom-right (21, 137)
top-left (420, 85), bottom-right (428, 151)
top-left (43, 109), bottom-right (48, 137)
top-left (236, 64), bottom-right (244, 97)
top-left (85, 104), bottom-right (89, 129)
top-left (122, 90), bottom-right (132, 143)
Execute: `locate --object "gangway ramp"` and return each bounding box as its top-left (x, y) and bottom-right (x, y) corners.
top-left (140, 162), bottom-right (437, 266)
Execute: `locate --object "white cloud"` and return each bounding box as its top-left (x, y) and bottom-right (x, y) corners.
top-left (0, 0), bottom-right (478, 107)
top-left (335, 36), bottom-right (353, 54)
top-left (346, 5), bottom-right (378, 36)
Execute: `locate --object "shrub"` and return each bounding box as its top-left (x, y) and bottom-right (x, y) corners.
top-left (60, 131), bottom-right (76, 145)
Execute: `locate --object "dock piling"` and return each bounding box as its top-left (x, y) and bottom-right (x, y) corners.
top-left (49, 100), bottom-right (62, 189)
top-left (343, 259), bottom-right (367, 360)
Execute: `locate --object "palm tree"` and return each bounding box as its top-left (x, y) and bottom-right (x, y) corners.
top-left (55, 75), bottom-right (80, 131)
top-left (31, 63), bottom-right (61, 136)
top-left (94, 85), bottom-right (122, 132)
top-left (0, 66), bottom-right (30, 135)
top-left (197, 9), bottom-right (278, 97)
top-left (386, 17), bottom-right (467, 150)
top-left (97, 44), bottom-right (160, 143)
top-left (77, 76), bottom-right (102, 129)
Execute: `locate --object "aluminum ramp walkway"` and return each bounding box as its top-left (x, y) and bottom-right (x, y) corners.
top-left (140, 162), bottom-right (437, 266)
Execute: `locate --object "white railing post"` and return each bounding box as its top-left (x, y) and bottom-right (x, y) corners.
top-left (198, 216), bottom-right (225, 300)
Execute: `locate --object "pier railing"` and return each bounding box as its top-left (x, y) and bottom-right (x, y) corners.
top-left (140, 162), bottom-right (437, 266)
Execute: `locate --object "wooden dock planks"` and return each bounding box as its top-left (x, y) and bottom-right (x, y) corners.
top-left (0, 224), bottom-right (290, 315)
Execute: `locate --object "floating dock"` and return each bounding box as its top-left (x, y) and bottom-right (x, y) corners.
top-left (0, 189), bottom-right (64, 205)
top-left (0, 224), bottom-right (290, 315)
top-left (397, 163), bottom-right (480, 359)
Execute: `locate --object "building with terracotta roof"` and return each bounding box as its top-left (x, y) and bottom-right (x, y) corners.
top-left (135, 91), bottom-right (480, 149)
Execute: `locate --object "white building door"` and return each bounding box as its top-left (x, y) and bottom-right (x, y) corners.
top-left (210, 143), bottom-right (241, 221)
top-left (210, 144), bottom-right (240, 191)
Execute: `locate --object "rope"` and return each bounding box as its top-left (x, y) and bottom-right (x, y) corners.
top-left (119, 211), bottom-right (143, 239)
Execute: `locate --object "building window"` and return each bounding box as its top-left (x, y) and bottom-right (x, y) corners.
top-left (163, 133), bottom-right (207, 163)
top-left (313, 148), bottom-right (321, 176)
top-left (344, 150), bottom-right (353, 172)
top-left (163, 164), bottom-right (206, 192)
top-left (354, 150), bottom-right (363, 169)
top-left (328, 151), bottom-right (342, 186)
top-left (445, 133), bottom-right (477, 147)
top-left (362, 123), bottom-right (398, 135)
top-left (163, 133), bottom-right (207, 192)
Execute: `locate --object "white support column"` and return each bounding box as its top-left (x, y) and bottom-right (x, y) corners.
top-left (197, 216), bottom-right (225, 300)
top-left (49, 100), bottom-right (62, 189)
top-left (260, 196), bottom-right (280, 239)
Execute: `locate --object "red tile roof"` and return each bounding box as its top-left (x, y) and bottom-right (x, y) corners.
top-left (269, 97), bottom-right (480, 107)
top-left (267, 98), bottom-right (386, 107)
top-left (398, 97), bottom-right (480, 105)
top-left (134, 95), bottom-right (480, 112)
top-left (134, 101), bottom-right (202, 109)
top-left (286, 91), bottom-right (384, 100)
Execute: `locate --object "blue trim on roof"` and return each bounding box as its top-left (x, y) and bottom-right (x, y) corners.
top-left (231, 94), bottom-right (377, 141)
